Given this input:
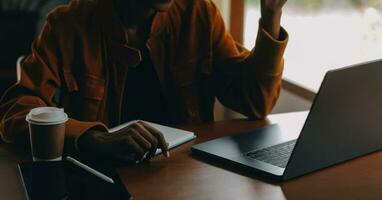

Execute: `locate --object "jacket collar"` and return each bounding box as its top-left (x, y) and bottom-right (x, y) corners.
top-left (94, 0), bottom-right (172, 125)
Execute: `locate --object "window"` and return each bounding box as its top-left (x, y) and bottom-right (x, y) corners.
top-left (245, 0), bottom-right (382, 92)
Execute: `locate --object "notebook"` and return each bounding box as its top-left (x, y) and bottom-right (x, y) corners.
top-left (108, 121), bottom-right (196, 155)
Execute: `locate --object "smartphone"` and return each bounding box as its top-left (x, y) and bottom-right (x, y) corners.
top-left (18, 161), bottom-right (132, 200)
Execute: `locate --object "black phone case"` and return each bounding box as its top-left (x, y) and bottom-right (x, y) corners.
top-left (18, 161), bottom-right (132, 200)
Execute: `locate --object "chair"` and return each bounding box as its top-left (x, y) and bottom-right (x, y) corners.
top-left (16, 56), bottom-right (24, 82)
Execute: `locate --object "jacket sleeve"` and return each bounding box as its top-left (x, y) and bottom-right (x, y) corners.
top-left (209, 1), bottom-right (289, 119)
top-left (0, 15), bottom-right (107, 150)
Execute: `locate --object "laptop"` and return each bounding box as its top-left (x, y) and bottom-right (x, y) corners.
top-left (192, 59), bottom-right (382, 181)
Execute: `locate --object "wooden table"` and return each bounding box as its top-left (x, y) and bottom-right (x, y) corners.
top-left (2, 111), bottom-right (382, 200)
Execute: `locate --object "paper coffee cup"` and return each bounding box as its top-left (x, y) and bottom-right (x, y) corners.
top-left (26, 107), bottom-right (68, 162)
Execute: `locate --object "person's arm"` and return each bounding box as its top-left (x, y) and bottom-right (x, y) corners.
top-left (261, 0), bottom-right (287, 40)
top-left (0, 14), bottom-right (106, 150)
top-left (0, 13), bottom-right (169, 162)
top-left (210, 0), bottom-right (288, 119)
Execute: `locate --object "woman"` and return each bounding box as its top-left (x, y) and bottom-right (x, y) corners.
top-left (0, 0), bottom-right (288, 163)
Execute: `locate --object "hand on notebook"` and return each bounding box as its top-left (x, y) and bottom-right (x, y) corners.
top-left (78, 121), bottom-right (170, 162)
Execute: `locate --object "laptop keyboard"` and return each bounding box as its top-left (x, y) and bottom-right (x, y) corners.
top-left (245, 140), bottom-right (297, 168)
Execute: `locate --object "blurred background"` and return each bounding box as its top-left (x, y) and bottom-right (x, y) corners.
top-left (0, 0), bottom-right (68, 95)
top-left (245, 0), bottom-right (382, 93)
top-left (216, 0), bottom-right (382, 120)
top-left (1, 0), bottom-right (382, 120)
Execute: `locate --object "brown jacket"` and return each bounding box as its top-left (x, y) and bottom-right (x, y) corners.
top-left (0, 0), bottom-right (288, 150)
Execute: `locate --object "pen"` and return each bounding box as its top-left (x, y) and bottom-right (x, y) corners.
top-left (66, 156), bottom-right (115, 184)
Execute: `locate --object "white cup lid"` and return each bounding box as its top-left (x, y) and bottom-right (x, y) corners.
top-left (26, 107), bottom-right (68, 125)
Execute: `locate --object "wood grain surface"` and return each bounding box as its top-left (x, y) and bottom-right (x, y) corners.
top-left (1, 113), bottom-right (382, 199)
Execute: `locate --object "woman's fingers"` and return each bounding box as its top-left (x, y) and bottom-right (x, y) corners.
top-left (138, 121), bottom-right (170, 158)
top-left (110, 121), bottom-right (170, 161)
top-left (130, 128), bottom-right (152, 151)
top-left (125, 137), bottom-right (145, 158)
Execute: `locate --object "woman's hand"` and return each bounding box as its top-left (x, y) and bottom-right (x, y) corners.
top-left (261, 0), bottom-right (288, 39)
top-left (78, 121), bottom-right (169, 163)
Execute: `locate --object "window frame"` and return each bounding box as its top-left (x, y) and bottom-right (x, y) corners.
top-left (230, 0), bottom-right (315, 102)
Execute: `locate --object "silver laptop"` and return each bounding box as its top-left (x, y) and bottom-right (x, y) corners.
top-left (192, 59), bottom-right (382, 181)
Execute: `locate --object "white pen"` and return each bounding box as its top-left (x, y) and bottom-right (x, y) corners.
top-left (66, 156), bottom-right (115, 184)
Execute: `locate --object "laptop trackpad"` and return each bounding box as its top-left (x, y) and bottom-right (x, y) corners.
top-left (196, 124), bottom-right (296, 158)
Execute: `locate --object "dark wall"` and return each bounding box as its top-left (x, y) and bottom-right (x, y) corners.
top-left (0, 0), bottom-right (69, 96)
